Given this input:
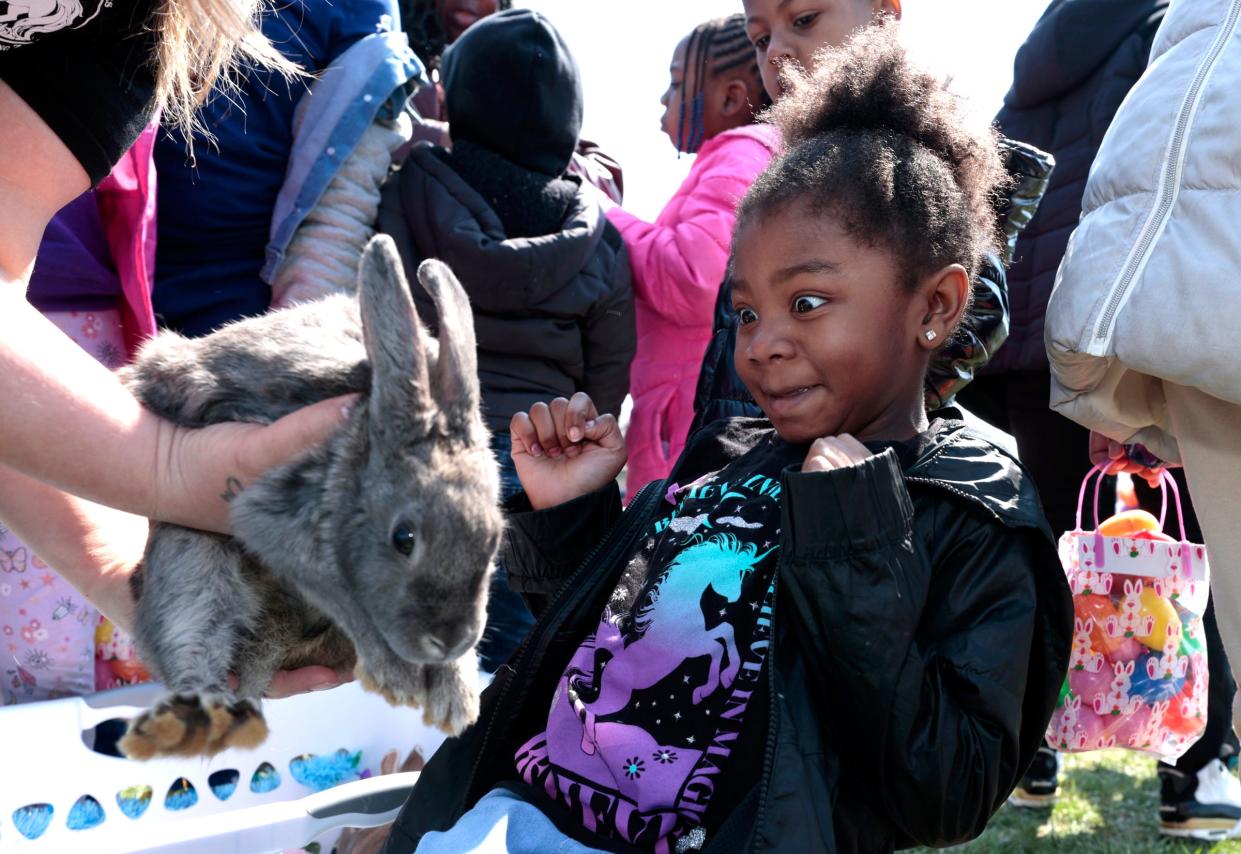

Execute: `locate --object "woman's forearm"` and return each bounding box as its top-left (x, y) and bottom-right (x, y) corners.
top-left (0, 290), bottom-right (170, 513)
top-left (0, 289), bottom-right (353, 533)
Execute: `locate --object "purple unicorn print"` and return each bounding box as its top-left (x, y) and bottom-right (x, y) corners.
top-left (570, 533), bottom-right (774, 756)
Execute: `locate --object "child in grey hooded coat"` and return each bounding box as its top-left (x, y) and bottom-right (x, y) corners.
top-left (379, 8), bottom-right (635, 669)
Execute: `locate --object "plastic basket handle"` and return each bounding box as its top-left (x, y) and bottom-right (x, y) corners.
top-left (1073, 462), bottom-right (1188, 539)
top-left (1074, 463), bottom-right (1110, 532)
top-left (1160, 468), bottom-right (1189, 543)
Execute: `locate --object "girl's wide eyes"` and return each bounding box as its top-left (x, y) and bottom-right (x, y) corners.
top-left (736, 307), bottom-right (758, 325)
top-left (793, 12), bottom-right (819, 30)
top-left (793, 295), bottom-right (828, 314)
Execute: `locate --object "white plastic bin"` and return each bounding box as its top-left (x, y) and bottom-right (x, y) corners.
top-left (0, 680), bottom-right (450, 852)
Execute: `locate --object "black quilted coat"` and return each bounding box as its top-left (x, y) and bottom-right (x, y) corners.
top-left (382, 414), bottom-right (1073, 853)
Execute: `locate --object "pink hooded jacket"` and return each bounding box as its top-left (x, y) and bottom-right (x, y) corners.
top-left (606, 123), bottom-right (780, 493)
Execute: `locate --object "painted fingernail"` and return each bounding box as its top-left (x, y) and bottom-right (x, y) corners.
top-left (548, 446), bottom-right (562, 457)
top-left (569, 427), bottom-right (582, 442)
top-left (585, 419), bottom-right (597, 429)
top-left (530, 443), bottom-right (543, 457)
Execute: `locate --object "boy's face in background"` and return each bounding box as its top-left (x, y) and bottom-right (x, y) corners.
top-left (435, 0), bottom-right (499, 44)
top-left (742, 0), bottom-right (900, 99)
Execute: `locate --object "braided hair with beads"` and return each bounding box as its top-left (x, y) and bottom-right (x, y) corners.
top-left (676, 13), bottom-right (771, 154)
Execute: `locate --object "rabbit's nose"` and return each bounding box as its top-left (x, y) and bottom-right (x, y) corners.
top-left (417, 624), bottom-right (477, 661)
top-left (420, 635), bottom-right (449, 660)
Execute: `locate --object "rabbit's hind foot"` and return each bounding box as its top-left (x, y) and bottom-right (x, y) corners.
top-left (120, 694), bottom-right (268, 760)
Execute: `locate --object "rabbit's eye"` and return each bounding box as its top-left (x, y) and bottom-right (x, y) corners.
top-left (392, 525), bottom-right (417, 557)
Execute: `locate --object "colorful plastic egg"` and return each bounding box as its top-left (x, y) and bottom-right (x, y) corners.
top-left (1069, 666), bottom-right (1114, 707)
top-left (1106, 637), bottom-right (1145, 663)
top-left (1136, 587), bottom-right (1182, 652)
top-left (1161, 671), bottom-right (1206, 738)
top-left (1113, 705), bottom-right (1153, 748)
top-left (1075, 707), bottom-right (1112, 749)
top-left (1128, 652), bottom-right (1186, 703)
top-left (1163, 695), bottom-right (1205, 739)
top-left (1056, 678), bottom-right (1072, 708)
top-left (1099, 510), bottom-right (1161, 537)
top-left (1075, 595), bottom-right (1133, 657)
top-left (1179, 629), bottom-right (1205, 659)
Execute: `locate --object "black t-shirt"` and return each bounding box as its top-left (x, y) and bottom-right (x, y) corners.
top-left (0, 0), bottom-right (159, 184)
top-left (513, 425), bottom-right (803, 851)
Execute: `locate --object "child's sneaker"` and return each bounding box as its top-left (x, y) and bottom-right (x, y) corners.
top-left (1009, 745), bottom-right (1061, 807)
top-left (1159, 759), bottom-right (1241, 840)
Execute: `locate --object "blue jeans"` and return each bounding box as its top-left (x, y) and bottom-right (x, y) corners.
top-left (414, 787), bottom-right (608, 854)
top-left (477, 433), bottom-right (536, 670)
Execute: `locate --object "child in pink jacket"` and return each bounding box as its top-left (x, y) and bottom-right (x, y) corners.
top-left (2, 127), bottom-right (157, 703)
top-left (605, 14), bottom-right (779, 493)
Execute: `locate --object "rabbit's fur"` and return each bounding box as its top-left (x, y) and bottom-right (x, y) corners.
top-left (117, 236), bottom-right (503, 759)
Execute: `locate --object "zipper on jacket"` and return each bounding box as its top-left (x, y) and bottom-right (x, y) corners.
top-left (1088, 0), bottom-right (1241, 354)
top-left (749, 571), bottom-right (781, 853)
top-left (458, 479), bottom-right (664, 814)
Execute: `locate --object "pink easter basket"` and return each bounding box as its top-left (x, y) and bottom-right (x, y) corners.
top-left (1045, 465), bottom-right (1210, 762)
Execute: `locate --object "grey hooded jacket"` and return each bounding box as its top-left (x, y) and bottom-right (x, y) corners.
top-left (378, 143), bottom-right (635, 429)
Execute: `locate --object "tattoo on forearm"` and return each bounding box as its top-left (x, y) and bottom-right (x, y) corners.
top-left (220, 476), bottom-right (244, 503)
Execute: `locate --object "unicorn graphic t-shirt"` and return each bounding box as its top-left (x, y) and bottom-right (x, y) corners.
top-left (515, 434), bottom-right (801, 852)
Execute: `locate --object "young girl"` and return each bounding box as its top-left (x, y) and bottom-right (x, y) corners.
top-left (382, 25), bottom-right (1071, 854)
top-left (694, 0), bottom-right (1024, 436)
top-left (603, 14), bottom-right (778, 492)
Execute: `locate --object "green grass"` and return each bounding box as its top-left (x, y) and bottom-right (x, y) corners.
top-left (911, 751), bottom-right (1241, 853)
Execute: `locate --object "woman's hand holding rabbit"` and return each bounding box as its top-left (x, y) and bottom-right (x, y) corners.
top-left (154, 394), bottom-right (359, 533)
top-left (510, 393), bottom-right (627, 510)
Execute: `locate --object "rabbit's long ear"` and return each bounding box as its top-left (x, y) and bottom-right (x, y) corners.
top-left (359, 236), bottom-right (434, 437)
top-left (416, 259), bottom-right (479, 430)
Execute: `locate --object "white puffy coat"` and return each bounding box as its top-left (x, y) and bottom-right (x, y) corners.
top-left (1046, 0), bottom-right (1241, 463)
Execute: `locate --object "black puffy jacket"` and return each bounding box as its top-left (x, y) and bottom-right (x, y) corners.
top-left (689, 140), bottom-right (1054, 435)
top-left (378, 143), bottom-right (635, 429)
top-left (986, 0), bottom-right (1168, 373)
top-left (382, 414), bottom-right (1073, 853)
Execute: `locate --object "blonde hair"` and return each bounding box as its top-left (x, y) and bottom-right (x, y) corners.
top-left (152, 0), bottom-right (301, 146)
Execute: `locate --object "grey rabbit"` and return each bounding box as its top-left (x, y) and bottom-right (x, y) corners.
top-left (117, 235), bottom-right (503, 760)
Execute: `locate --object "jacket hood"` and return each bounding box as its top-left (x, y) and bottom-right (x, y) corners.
top-left (442, 8), bottom-right (583, 176)
top-left (400, 143), bottom-right (606, 304)
top-left (1006, 0), bottom-right (1169, 109)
